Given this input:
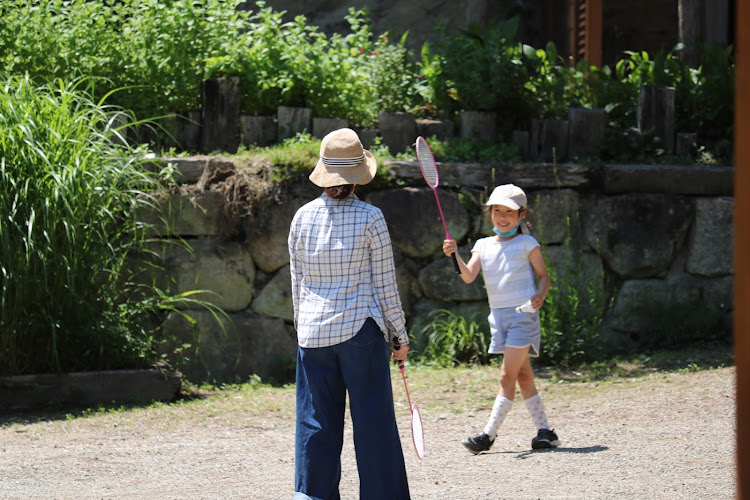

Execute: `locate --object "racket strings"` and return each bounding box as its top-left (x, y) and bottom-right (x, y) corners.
top-left (416, 139), bottom-right (439, 188)
top-left (411, 405), bottom-right (425, 459)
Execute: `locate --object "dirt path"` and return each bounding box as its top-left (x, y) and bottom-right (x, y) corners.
top-left (0, 367), bottom-right (735, 499)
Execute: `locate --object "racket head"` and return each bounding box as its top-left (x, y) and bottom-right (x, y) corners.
top-left (410, 404), bottom-right (425, 460)
top-left (415, 136), bottom-right (439, 188)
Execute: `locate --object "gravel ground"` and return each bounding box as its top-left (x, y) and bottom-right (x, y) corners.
top-left (0, 366), bottom-right (735, 500)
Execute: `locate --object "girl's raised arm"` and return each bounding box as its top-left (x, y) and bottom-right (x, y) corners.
top-left (443, 239), bottom-right (482, 284)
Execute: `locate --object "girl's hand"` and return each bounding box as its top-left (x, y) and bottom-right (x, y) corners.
top-left (530, 292), bottom-right (547, 310)
top-left (442, 239), bottom-right (457, 257)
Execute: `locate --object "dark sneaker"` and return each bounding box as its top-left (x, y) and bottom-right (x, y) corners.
top-left (532, 428), bottom-right (560, 449)
top-left (462, 432), bottom-right (495, 454)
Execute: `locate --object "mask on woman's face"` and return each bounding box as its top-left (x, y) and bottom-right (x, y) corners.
top-left (493, 221), bottom-right (520, 237)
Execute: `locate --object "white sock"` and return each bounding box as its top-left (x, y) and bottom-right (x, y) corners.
top-left (483, 395), bottom-right (513, 439)
top-left (524, 394), bottom-right (550, 430)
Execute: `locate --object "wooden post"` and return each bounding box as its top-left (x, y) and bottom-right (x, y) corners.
top-left (459, 110), bottom-right (497, 141)
top-left (201, 77), bottom-right (240, 154)
top-left (637, 85), bottom-right (676, 154)
top-left (379, 111), bottom-right (417, 155)
top-left (277, 106), bottom-right (312, 141)
top-left (675, 132), bottom-right (697, 157)
top-left (312, 117), bottom-right (349, 139)
top-left (679, 0), bottom-right (705, 67)
top-left (735, 2), bottom-right (749, 498)
top-left (465, 0), bottom-right (489, 31)
top-left (568, 107), bottom-right (606, 159)
top-left (529, 118), bottom-right (570, 162)
top-left (240, 115), bottom-right (276, 147)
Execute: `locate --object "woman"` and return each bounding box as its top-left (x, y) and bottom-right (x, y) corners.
top-left (288, 128), bottom-right (411, 500)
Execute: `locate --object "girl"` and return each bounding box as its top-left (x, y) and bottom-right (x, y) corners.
top-left (442, 184), bottom-right (560, 453)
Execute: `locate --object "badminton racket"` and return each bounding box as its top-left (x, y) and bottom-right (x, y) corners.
top-left (393, 339), bottom-right (425, 460)
top-left (415, 136), bottom-right (460, 274)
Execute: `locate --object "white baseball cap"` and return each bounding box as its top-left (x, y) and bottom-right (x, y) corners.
top-left (485, 184), bottom-right (527, 209)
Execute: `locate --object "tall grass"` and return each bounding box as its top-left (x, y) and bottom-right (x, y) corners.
top-left (0, 74), bottom-right (209, 375)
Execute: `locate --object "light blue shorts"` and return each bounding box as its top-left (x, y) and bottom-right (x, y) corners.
top-left (487, 307), bottom-right (542, 357)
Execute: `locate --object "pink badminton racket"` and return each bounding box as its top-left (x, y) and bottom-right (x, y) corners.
top-left (415, 136), bottom-right (460, 274)
top-left (393, 339), bottom-right (425, 460)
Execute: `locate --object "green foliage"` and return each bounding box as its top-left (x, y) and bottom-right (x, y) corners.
top-left (425, 18), bottom-right (531, 124)
top-left (0, 0), bottom-right (733, 160)
top-left (582, 43), bottom-right (734, 163)
top-left (412, 309), bottom-right (492, 367)
top-left (523, 43), bottom-right (589, 120)
top-left (537, 261), bottom-right (610, 367)
top-left (425, 135), bottom-right (522, 163)
top-left (0, 0), bottom-right (251, 119)
top-left (0, 74), bottom-right (224, 375)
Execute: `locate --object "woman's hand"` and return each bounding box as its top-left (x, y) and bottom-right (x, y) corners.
top-left (391, 340), bottom-right (409, 365)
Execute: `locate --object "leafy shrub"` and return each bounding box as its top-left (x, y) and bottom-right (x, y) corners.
top-left (424, 17), bottom-right (532, 126)
top-left (0, 0), bottom-right (251, 118)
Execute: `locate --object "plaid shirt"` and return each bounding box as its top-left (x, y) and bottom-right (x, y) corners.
top-left (288, 193), bottom-right (408, 348)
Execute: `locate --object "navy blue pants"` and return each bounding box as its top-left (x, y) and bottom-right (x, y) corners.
top-left (294, 318), bottom-right (410, 500)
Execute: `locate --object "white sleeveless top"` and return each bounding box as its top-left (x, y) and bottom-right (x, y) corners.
top-left (471, 234), bottom-right (539, 309)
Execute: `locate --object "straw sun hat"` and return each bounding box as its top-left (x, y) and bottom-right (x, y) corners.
top-left (309, 128), bottom-right (377, 187)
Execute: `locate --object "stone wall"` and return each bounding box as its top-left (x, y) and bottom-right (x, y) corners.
top-left (143, 156), bottom-right (734, 383)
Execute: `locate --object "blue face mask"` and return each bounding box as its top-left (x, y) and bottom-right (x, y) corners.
top-left (493, 222), bottom-right (520, 237)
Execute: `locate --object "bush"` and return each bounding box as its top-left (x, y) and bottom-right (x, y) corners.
top-left (424, 17), bottom-right (532, 126)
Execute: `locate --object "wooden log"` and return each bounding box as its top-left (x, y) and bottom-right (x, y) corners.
top-left (378, 111), bottom-right (416, 154)
top-left (277, 106), bottom-right (312, 140)
top-left (201, 77), bottom-right (240, 154)
top-left (459, 110), bottom-right (497, 141)
top-left (312, 117), bottom-right (349, 139)
top-left (568, 107), bottom-right (606, 159)
top-left (240, 115), bottom-right (276, 147)
top-left (637, 84), bottom-right (676, 154)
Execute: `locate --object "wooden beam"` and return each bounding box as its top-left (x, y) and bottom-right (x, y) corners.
top-left (584, 0), bottom-right (602, 67)
top-left (736, 0), bottom-right (749, 497)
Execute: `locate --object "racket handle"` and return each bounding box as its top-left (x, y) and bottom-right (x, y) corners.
top-left (392, 337), bottom-right (405, 368)
top-left (450, 253), bottom-right (461, 274)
